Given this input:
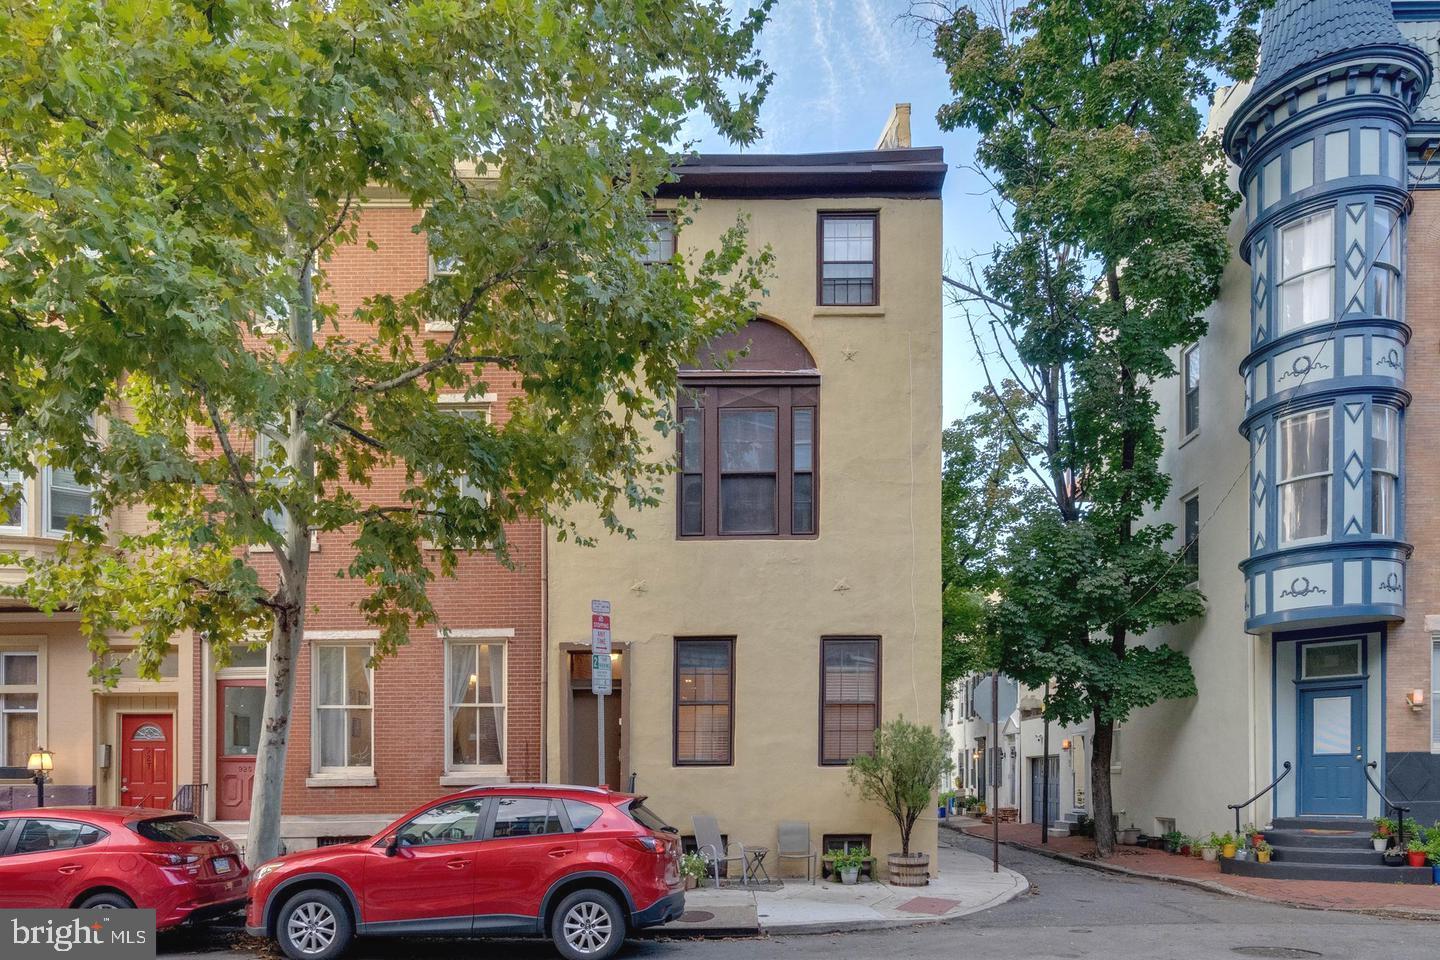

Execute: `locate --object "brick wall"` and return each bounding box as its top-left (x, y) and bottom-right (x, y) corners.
top-left (199, 203), bottom-right (544, 819)
top-left (1388, 189), bottom-right (1440, 754)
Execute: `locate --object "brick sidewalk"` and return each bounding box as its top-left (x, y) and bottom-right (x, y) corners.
top-left (960, 821), bottom-right (1440, 918)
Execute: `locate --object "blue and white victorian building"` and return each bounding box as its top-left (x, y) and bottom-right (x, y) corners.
top-left (1110, 0), bottom-right (1440, 846)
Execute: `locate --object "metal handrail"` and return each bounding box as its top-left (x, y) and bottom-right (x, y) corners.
top-left (1365, 761), bottom-right (1410, 851)
top-left (1227, 761), bottom-right (1292, 834)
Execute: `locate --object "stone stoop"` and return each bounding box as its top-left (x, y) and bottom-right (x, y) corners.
top-left (1219, 818), bottom-right (1433, 885)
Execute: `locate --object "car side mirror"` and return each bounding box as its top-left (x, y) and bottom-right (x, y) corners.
top-left (383, 833), bottom-right (399, 857)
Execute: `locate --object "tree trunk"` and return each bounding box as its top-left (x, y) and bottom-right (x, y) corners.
top-left (1090, 715), bottom-right (1116, 858)
top-left (245, 601), bottom-right (305, 866)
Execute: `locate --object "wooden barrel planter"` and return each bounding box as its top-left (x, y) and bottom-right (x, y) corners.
top-left (887, 852), bottom-right (930, 886)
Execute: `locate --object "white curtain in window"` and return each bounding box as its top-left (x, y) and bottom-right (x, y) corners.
top-left (1279, 410), bottom-right (1331, 543)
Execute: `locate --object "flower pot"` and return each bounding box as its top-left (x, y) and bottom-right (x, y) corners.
top-left (684, 877), bottom-right (698, 890)
top-left (1201, 847), bottom-right (1218, 862)
top-left (887, 852), bottom-right (930, 887)
top-left (1234, 849), bottom-right (1249, 861)
top-left (1408, 851), bottom-right (1427, 868)
top-left (938, 806), bottom-right (948, 819)
top-left (1148, 837), bottom-right (1164, 850)
top-left (841, 867), bottom-right (860, 885)
top-left (1221, 843), bottom-right (1237, 859)
top-left (1179, 845), bottom-right (1191, 857)
top-left (1373, 838), bottom-right (1389, 852)
top-left (1257, 851), bottom-right (1272, 864)
top-left (1384, 851), bottom-right (1406, 867)
top-left (1432, 865), bottom-right (1440, 885)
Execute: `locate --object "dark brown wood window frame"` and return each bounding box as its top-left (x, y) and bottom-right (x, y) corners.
top-left (673, 637), bottom-right (736, 767)
top-left (819, 636), bottom-right (881, 766)
top-left (676, 379), bottom-right (819, 540)
top-left (817, 211), bottom-right (880, 306)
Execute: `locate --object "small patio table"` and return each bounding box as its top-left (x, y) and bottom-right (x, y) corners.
top-left (743, 845), bottom-right (771, 884)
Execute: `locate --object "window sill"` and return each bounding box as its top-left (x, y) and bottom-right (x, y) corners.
top-left (250, 533), bottom-right (321, 554)
top-left (305, 774), bottom-right (377, 788)
top-left (426, 320), bottom-right (457, 332)
top-left (439, 771), bottom-right (509, 787)
top-left (1178, 429), bottom-right (1200, 449)
top-left (813, 306), bottom-right (884, 318)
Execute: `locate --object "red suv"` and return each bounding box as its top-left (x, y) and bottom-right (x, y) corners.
top-left (246, 784), bottom-right (684, 960)
top-left (0, 807), bottom-right (249, 927)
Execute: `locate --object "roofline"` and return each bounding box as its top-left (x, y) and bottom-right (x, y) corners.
top-left (658, 147), bottom-right (947, 200)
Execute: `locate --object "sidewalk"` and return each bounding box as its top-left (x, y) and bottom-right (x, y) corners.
top-left (952, 820), bottom-right (1440, 920)
top-left (652, 838), bottom-right (1029, 936)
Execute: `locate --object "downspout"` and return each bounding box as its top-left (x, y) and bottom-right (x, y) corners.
top-left (540, 525), bottom-right (549, 782)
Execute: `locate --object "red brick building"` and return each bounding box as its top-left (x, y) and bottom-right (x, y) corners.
top-left (194, 200), bottom-right (544, 849)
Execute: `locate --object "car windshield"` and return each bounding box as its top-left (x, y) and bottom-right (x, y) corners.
top-left (623, 800), bottom-right (677, 834)
top-left (135, 816), bottom-right (225, 843)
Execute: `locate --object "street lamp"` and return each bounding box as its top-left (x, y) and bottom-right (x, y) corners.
top-left (27, 748), bottom-right (54, 808)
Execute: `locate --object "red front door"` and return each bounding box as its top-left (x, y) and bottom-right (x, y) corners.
top-left (120, 714), bottom-right (173, 809)
top-left (216, 680), bottom-right (264, 821)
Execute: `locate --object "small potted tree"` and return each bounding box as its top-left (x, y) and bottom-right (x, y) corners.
top-left (848, 718), bottom-right (953, 887)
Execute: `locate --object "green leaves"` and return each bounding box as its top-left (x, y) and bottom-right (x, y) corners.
top-left (0, 0), bottom-right (773, 676)
top-left (847, 719), bottom-right (954, 857)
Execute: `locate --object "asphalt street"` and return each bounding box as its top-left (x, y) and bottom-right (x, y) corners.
top-left (162, 832), bottom-right (1438, 960)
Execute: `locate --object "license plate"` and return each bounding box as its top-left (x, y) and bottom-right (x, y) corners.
top-left (212, 856), bottom-right (233, 874)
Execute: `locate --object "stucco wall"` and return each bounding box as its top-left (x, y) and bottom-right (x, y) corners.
top-left (545, 193), bottom-right (943, 866)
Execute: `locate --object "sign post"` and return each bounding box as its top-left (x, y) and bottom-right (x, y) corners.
top-left (590, 600), bottom-right (612, 788)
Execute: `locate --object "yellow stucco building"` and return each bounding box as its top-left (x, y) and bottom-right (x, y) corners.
top-left (544, 110), bottom-right (947, 874)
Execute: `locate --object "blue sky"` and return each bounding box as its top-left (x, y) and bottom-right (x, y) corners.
top-left (684, 0), bottom-right (1002, 425)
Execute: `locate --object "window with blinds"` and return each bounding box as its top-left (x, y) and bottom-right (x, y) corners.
top-left (821, 637), bottom-right (880, 765)
top-left (674, 638), bottom-right (733, 765)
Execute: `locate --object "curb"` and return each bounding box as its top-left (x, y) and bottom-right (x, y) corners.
top-left (646, 850), bottom-right (1031, 939)
top-left (949, 823), bottom-right (1440, 923)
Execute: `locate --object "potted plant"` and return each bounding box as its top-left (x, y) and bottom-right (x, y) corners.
top-left (1117, 824), bottom-right (1141, 845)
top-left (1254, 840), bottom-right (1273, 864)
top-left (1178, 835), bottom-right (1192, 857)
top-left (1199, 834), bottom-right (1220, 862)
top-left (1426, 837), bottom-right (1440, 884)
top-left (1220, 833), bottom-right (1238, 859)
top-left (938, 790), bottom-right (957, 819)
top-left (848, 718), bottom-right (953, 887)
top-left (832, 845), bottom-right (869, 885)
top-left (680, 852), bottom-right (708, 890)
top-left (1407, 841), bottom-right (1428, 868)
top-left (1163, 830), bottom-right (1185, 854)
top-left (1372, 819), bottom-right (1393, 852)
top-left (1383, 844), bottom-right (1407, 866)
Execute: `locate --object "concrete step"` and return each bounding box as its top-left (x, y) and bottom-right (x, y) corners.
top-left (1261, 828), bottom-right (1373, 849)
top-left (1271, 845), bottom-right (1386, 865)
top-left (1270, 817), bottom-right (1375, 832)
top-left (1220, 857), bottom-right (1433, 884)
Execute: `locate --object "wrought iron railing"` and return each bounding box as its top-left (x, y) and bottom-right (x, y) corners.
top-left (1364, 762), bottom-right (1410, 851)
top-left (1227, 761), bottom-right (1291, 834)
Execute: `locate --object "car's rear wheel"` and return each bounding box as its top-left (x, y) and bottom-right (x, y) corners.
top-left (551, 888), bottom-right (624, 960)
top-left (276, 889), bottom-right (352, 960)
top-left (78, 891), bottom-right (135, 910)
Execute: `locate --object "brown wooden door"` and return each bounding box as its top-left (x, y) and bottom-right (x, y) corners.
top-left (216, 680), bottom-right (264, 821)
top-left (120, 714), bottom-right (174, 809)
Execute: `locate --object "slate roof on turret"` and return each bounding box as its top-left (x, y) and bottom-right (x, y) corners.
top-left (1396, 19), bottom-right (1440, 121)
top-left (1252, 0), bottom-right (1422, 98)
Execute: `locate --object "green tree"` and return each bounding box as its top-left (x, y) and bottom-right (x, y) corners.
top-left (940, 381), bottom-right (1036, 692)
top-left (848, 718), bottom-right (953, 858)
top-left (0, 0), bottom-right (772, 864)
top-left (920, 0), bottom-right (1265, 855)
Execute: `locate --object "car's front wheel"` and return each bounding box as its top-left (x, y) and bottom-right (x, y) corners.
top-left (276, 889), bottom-right (352, 960)
top-left (551, 888), bottom-right (625, 960)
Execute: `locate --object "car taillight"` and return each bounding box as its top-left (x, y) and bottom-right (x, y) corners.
top-left (143, 852), bottom-right (201, 867)
top-left (622, 836), bottom-right (662, 854)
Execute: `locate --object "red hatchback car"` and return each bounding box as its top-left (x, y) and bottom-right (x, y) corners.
top-left (0, 807), bottom-right (249, 927)
top-left (246, 784), bottom-right (684, 960)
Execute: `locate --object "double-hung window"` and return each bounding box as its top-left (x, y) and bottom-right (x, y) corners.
top-left (1182, 493), bottom-right (1200, 574)
top-left (1181, 344), bottom-right (1200, 438)
top-left (0, 449), bottom-right (22, 533)
top-left (1277, 409), bottom-right (1332, 545)
top-left (1374, 207), bottom-right (1402, 319)
top-left (44, 466), bottom-right (92, 536)
top-left (1277, 210), bottom-right (1334, 333)
top-left (674, 638), bottom-right (733, 766)
top-left (643, 216), bottom-right (676, 265)
top-left (1372, 405), bottom-right (1399, 537)
top-left (313, 644), bottom-right (373, 773)
top-left (818, 213), bottom-right (878, 306)
top-left (0, 651), bottom-right (40, 768)
top-left (446, 639), bottom-right (505, 770)
top-left (820, 637), bottom-right (880, 765)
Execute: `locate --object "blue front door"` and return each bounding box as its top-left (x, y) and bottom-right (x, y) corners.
top-left (1298, 684), bottom-right (1366, 816)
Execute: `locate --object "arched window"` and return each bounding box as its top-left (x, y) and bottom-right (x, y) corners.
top-left (678, 320), bottom-right (819, 539)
